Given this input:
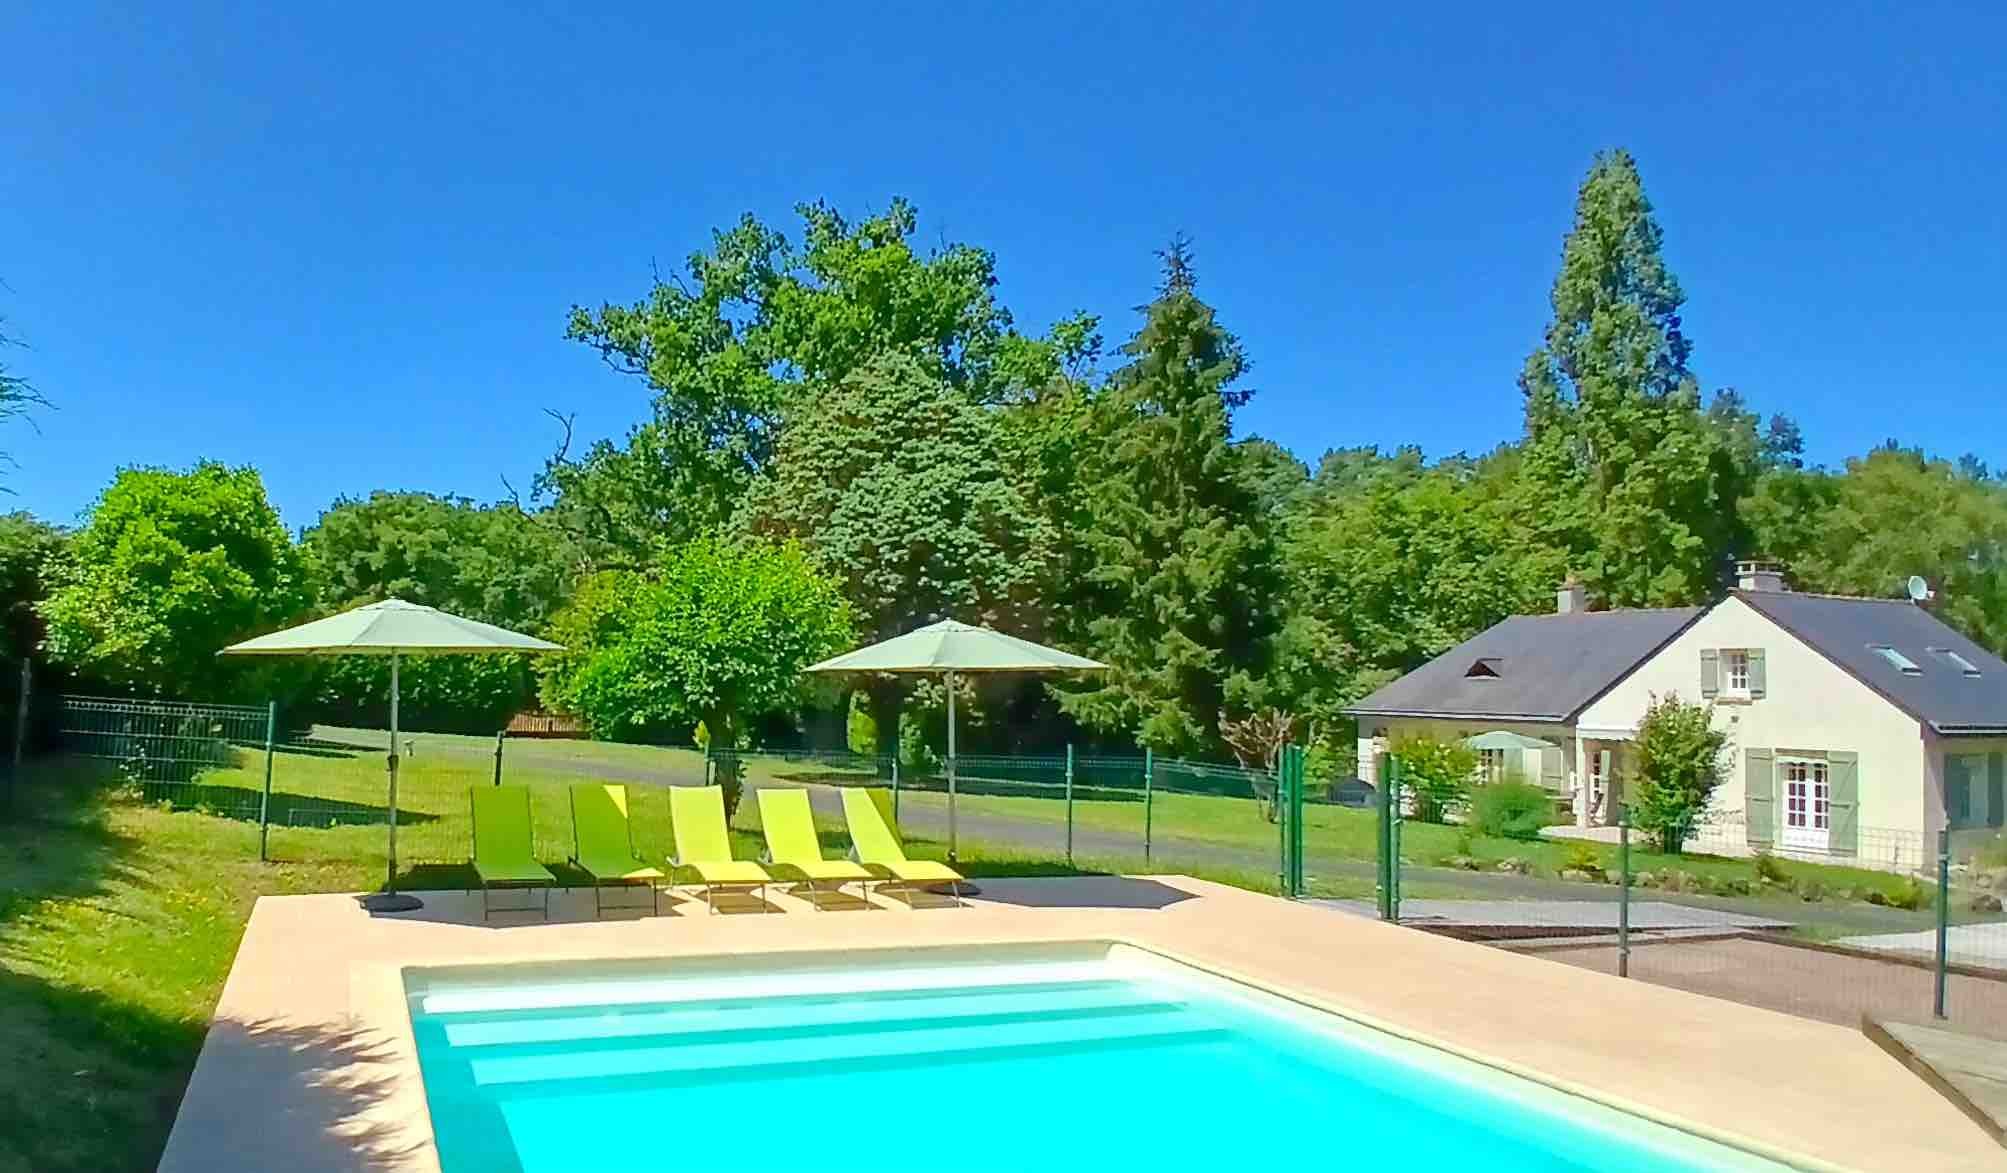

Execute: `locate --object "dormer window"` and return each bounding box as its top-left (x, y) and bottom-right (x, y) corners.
top-left (1465, 657), bottom-right (1502, 680)
top-left (1870, 645), bottom-right (1922, 676)
top-left (1928, 647), bottom-right (1982, 678)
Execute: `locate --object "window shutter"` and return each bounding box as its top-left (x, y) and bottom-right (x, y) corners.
top-left (1700, 648), bottom-right (1720, 698)
top-left (1828, 751), bottom-right (1859, 857)
top-left (1948, 756), bottom-right (1974, 827)
top-left (1746, 649), bottom-right (1766, 698)
top-left (1990, 752), bottom-right (2005, 830)
top-left (1744, 748), bottom-right (1775, 846)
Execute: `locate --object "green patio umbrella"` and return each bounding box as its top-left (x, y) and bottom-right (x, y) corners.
top-left (1462, 730), bottom-right (1557, 751)
top-left (806, 619), bottom-right (1105, 861)
top-left (221, 599), bottom-right (562, 911)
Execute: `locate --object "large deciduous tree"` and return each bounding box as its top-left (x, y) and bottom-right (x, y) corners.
top-left (0, 512), bottom-right (65, 662)
top-left (40, 463), bottom-right (312, 697)
top-left (1056, 241), bottom-right (1280, 753)
top-left (741, 350), bottom-right (1053, 751)
top-left (548, 199), bottom-right (1092, 564)
top-left (1516, 150), bottom-right (1750, 607)
top-left (0, 310), bottom-right (46, 485)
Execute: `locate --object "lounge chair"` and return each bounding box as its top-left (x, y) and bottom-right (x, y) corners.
top-left (569, 783), bottom-right (665, 917)
top-left (756, 788), bottom-right (874, 910)
top-left (470, 785), bottom-right (555, 919)
top-left (840, 787), bottom-right (965, 906)
top-left (667, 785), bottom-right (772, 913)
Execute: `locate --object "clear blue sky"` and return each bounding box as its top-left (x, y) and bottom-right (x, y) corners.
top-left (4, 3), bottom-right (2003, 531)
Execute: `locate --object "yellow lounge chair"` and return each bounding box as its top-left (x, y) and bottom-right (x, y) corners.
top-left (569, 783), bottom-right (666, 917)
top-left (470, 785), bottom-right (556, 919)
top-left (668, 785), bottom-right (772, 913)
top-left (840, 787), bottom-right (965, 906)
top-left (756, 788), bottom-right (874, 910)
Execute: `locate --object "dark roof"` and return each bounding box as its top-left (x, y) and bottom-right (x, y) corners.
top-left (1733, 590), bottom-right (2007, 735)
top-left (1345, 607), bottom-right (1706, 723)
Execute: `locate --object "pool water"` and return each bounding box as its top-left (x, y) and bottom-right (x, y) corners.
top-left (407, 951), bottom-right (1784, 1173)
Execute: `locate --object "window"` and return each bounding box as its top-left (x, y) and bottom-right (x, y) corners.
top-left (1870, 645), bottom-right (1922, 676)
top-left (1780, 757), bottom-right (1831, 850)
top-left (1928, 647), bottom-right (1982, 678)
top-left (1722, 649), bottom-right (1751, 697)
top-left (1478, 748), bottom-right (1506, 783)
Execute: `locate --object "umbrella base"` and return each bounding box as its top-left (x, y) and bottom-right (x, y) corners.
top-left (360, 892), bottom-right (424, 913)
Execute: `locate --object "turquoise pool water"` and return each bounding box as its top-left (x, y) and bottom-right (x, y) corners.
top-left (407, 952), bottom-right (1784, 1173)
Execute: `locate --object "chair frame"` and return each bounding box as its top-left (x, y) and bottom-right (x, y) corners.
top-left (568, 784), bottom-right (662, 918)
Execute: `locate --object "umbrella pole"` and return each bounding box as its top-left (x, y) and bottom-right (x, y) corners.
top-left (365, 651), bottom-right (422, 912)
top-left (946, 670), bottom-right (957, 862)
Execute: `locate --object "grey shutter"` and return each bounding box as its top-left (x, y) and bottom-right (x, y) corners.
top-left (1598, 748), bottom-right (1617, 815)
top-left (1827, 751), bottom-right (1859, 857)
top-left (1990, 752), bottom-right (2005, 829)
top-left (1746, 648), bottom-right (1766, 698)
top-left (1744, 748), bottom-right (1775, 846)
top-left (1540, 746), bottom-right (1564, 788)
top-left (1700, 648), bottom-right (1721, 698)
top-left (1947, 756), bottom-right (1974, 827)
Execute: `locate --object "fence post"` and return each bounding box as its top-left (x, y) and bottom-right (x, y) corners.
top-left (1936, 826), bottom-right (1951, 1020)
top-left (492, 730), bottom-right (506, 787)
top-left (4, 659), bottom-right (27, 815)
top-left (1376, 753), bottom-right (1394, 920)
top-left (1143, 748), bottom-right (1154, 867)
top-left (257, 701), bottom-right (277, 862)
top-left (1276, 745), bottom-right (1288, 894)
top-left (1064, 743), bottom-right (1075, 866)
top-left (1290, 745), bottom-right (1305, 897)
top-left (1389, 795), bottom-right (1402, 922)
top-left (890, 753), bottom-right (900, 822)
top-left (1618, 810), bottom-right (1631, 978)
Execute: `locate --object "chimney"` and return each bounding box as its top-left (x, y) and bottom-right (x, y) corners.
top-left (1556, 578), bottom-right (1587, 615)
top-left (1737, 560), bottom-right (1787, 593)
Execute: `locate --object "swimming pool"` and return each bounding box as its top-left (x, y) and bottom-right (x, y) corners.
top-left (405, 944), bottom-right (1789, 1173)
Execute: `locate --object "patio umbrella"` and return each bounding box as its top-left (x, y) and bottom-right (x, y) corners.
top-left (221, 598), bottom-right (562, 911)
top-left (806, 619), bottom-right (1105, 860)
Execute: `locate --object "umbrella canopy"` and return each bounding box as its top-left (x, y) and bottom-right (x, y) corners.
top-left (806, 619), bottom-right (1105, 675)
top-left (221, 598), bottom-right (561, 911)
top-left (220, 598), bottom-right (561, 656)
top-left (808, 619), bottom-right (1104, 861)
top-left (1462, 730), bottom-right (1557, 752)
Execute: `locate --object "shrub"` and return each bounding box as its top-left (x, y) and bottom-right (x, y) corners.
top-left (846, 692), bottom-right (878, 756)
top-left (1470, 779), bottom-right (1555, 841)
top-left (1560, 840), bottom-right (1606, 880)
top-left (1388, 734), bottom-right (1477, 823)
top-left (1753, 850), bottom-right (1789, 885)
top-left (1630, 692), bottom-right (1729, 854)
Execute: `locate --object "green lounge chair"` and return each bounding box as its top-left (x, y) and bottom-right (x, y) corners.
top-left (569, 783), bottom-right (665, 917)
top-left (470, 785), bottom-right (555, 919)
top-left (756, 788), bottom-right (874, 910)
top-left (667, 785), bottom-right (772, 913)
top-left (840, 787), bottom-right (965, 906)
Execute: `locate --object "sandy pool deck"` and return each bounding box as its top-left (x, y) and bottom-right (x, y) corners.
top-left (158, 875), bottom-right (1999, 1172)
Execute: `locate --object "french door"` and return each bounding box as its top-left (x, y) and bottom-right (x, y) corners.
top-left (1780, 758), bottom-right (1830, 852)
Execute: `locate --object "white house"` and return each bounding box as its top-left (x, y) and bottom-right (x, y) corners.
top-left (1346, 565), bottom-right (2007, 871)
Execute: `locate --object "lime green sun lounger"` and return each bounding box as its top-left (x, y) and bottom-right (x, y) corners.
top-left (756, 788), bottom-right (873, 910)
top-left (840, 787), bottom-right (965, 906)
top-left (471, 785), bottom-right (555, 919)
top-left (668, 785), bottom-right (772, 913)
top-left (570, 783), bottom-right (666, 917)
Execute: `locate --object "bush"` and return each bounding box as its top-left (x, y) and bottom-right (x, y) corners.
top-left (1753, 850), bottom-right (1789, 885)
top-left (1470, 779), bottom-right (1555, 841)
top-left (1560, 840), bottom-right (1606, 880)
top-left (1631, 693), bottom-right (1729, 854)
top-left (846, 691), bottom-right (878, 756)
top-left (1389, 734), bottom-right (1477, 823)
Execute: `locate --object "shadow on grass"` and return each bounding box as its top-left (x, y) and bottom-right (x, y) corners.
top-left (1, 757), bottom-right (134, 927)
top-left (135, 783), bottom-right (440, 829)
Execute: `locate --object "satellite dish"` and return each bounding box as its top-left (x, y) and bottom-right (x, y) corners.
top-left (1906, 575), bottom-right (1934, 603)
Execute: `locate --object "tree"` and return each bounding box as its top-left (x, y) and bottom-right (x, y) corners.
top-left (1516, 150), bottom-right (1751, 607)
top-left (1055, 241), bottom-right (1281, 754)
top-left (0, 512), bottom-right (65, 662)
top-left (0, 311), bottom-right (47, 484)
top-left (39, 463), bottom-right (312, 697)
top-left (548, 199), bottom-right (1093, 564)
top-left (537, 536), bottom-right (852, 814)
top-left (741, 350), bottom-right (1053, 751)
top-left (1630, 692), bottom-right (1730, 853)
top-left (1747, 448), bottom-right (2007, 652)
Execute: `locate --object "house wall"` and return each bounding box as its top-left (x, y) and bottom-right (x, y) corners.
top-left (1577, 594), bottom-right (1930, 853)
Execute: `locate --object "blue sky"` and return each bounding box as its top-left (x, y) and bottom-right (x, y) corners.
top-left (3, 3), bottom-right (2003, 530)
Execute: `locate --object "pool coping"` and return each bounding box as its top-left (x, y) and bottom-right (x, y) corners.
top-left (160, 876), bottom-right (2004, 1172)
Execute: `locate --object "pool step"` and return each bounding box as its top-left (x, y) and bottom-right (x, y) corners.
top-left (443, 983), bottom-right (1164, 1050)
top-left (465, 1002), bottom-right (1223, 1088)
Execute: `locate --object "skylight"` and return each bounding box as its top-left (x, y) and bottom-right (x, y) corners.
top-left (1869, 645), bottom-right (1922, 676)
top-left (1929, 647), bottom-right (1982, 678)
